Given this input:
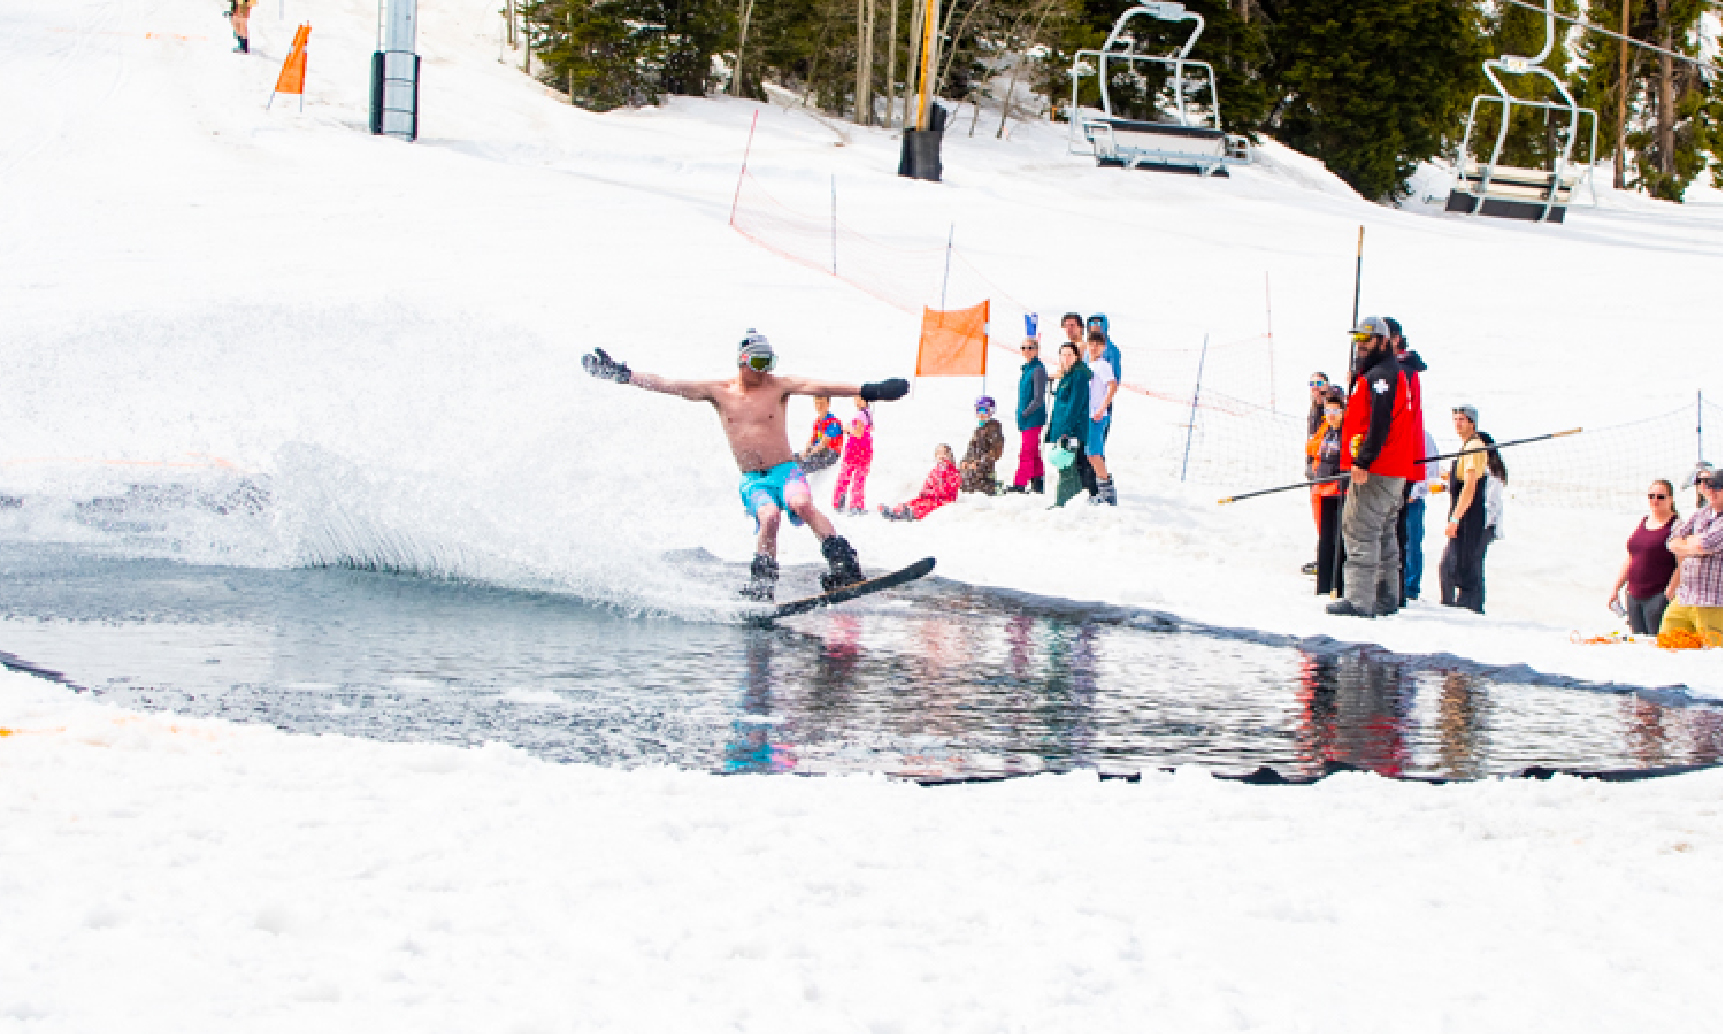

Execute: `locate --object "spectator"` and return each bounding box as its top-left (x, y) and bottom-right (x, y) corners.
top-left (798, 396), bottom-right (844, 473)
top-left (1008, 336), bottom-right (1048, 493)
top-left (1683, 461), bottom-right (1715, 513)
top-left (1402, 428), bottom-right (1440, 601)
top-left (831, 398), bottom-right (873, 515)
top-left (961, 396), bottom-right (1005, 494)
top-left (226, 0), bottom-right (254, 53)
top-left (1083, 330), bottom-right (1119, 505)
top-left (1328, 316), bottom-right (1419, 618)
top-left (1439, 405), bottom-right (1491, 614)
top-left (1087, 314), bottom-right (1122, 444)
top-left (1044, 340), bottom-right (1093, 507)
top-left (1660, 468), bottom-right (1723, 644)
top-left (1305, 372), bottom-right (1332, 437)
top-left (1306, 387), bottom-right (1346, 594)
top-left (1058, 312), bottom-right (1085, 354)
top-left (880, 444), bottom-right (961, 521)
top-left (1609, 479), bottom-right (1680, 635)
top-left (1387, 317), bottom-right (1428, 610)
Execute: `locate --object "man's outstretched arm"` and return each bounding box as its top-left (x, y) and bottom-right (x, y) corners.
top-left (778, 375), bottom-right (910, 402)
top-left (582, 348), bottom-right (716, 402)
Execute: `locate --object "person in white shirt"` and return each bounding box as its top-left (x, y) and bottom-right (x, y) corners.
top-left (1083, 331), bottom-right (1119, 506)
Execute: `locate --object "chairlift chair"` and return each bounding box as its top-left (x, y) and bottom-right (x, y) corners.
top-left (1066, 2), bottom-right (1251, 177)
top-left (1446, 0), bottom-right (1598, 223)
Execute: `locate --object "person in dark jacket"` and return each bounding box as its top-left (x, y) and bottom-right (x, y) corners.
top-left (962, 397), bottom-right (1006, 494)
top-left (1387, 317), bottom-right (1428, 609)
top-left (1009, 337), bottom-right (1048, 492)
top-left (1307, 387), bottom-right (1346, 594)
top-left (1439, 405), bottom-right (1492, 614)
top-left (1328, 316), bottom-right (1420, 618)
top-left (1044, 341), bottom-right (1092, 507)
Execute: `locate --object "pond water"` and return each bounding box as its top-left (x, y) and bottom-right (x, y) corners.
top-left (1, 544), bottom-right (1718, 780)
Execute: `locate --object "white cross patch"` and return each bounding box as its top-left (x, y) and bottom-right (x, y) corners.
top-left (1372, 378), bottom-right (1390, 394)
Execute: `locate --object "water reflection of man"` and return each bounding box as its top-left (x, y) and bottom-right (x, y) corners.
top-left (1297, 649), bottom-right (1410, 777)
top-left (724, 631), bottom-right (795, 773)
top-left (1623, 696), bottom-right (1671, 770)
top-left (1437, 672), bottom-right (1485, 779)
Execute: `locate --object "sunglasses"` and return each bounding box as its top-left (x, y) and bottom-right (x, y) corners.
top-left (742, 355), bottom-right (775, 372)
top-left (1649, 493), bottom-right (1669, 500)
top-left (1349, 332), bottom-right (1374, 342)
top-left (1309, 380), bottom-right (1327, 388)
top-left (1020, 343), bottom-right (1038, 350)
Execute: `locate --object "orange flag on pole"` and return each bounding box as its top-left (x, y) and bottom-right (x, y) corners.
top-left (270, 24), bottom-right (311, 109)
top-left (914, 301), bottom-right (990, 378)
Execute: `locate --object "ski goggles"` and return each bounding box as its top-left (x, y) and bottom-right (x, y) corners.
top-left (740, 353), bottom-right (776, 372)
top-left (1349, 331), bottom-right (1376, 343)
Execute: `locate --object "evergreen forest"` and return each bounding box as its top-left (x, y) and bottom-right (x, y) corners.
top-left (514, 0), bottom-right (1723, 201)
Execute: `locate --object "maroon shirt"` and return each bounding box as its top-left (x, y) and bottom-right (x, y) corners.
top-left (1626, 517), bottom-right (1677, 600)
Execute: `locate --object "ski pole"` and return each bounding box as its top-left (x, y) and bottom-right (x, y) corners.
top-left (1217, 428), bottom-right (1583, 505)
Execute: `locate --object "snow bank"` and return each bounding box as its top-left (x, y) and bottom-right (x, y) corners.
top-left (3, 670), bottom-right (1720, 1032)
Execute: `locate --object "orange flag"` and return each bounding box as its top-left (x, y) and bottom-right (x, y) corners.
top-left (273, 24), bottom-right (310, 96)
top-left (915, 301), bottom-right (989, 378)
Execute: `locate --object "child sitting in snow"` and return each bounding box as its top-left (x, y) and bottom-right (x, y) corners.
top-left (880, 444), bottom-right (961, 522)
top-left (797, 396), bottom-right (845, 473)
top-left (832, 398), bottom-right (873, 515)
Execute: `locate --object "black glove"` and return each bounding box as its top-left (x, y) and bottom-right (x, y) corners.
top-left (582, 348), bottom-right (631, 384)
top-left (1057, 436), bottom-right (1082, 452)
top-left (859, 378), bottom-right (909, 402)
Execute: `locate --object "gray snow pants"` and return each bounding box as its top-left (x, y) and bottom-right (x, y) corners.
top-left (1341, 472), bottom-right (1406, 615)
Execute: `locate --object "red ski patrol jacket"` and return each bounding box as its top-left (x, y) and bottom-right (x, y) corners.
top-left (1339, 351), bottom-right (1420, 480)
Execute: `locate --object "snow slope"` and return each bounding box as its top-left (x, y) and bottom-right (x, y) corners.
top-left (4, 0), bottom-right (1723, 691)
top-left (4, 669), bottom-right (1722, 1033)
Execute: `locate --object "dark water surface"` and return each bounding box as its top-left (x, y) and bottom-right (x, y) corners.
top-left (1, 544), bottom-right (1719, 780)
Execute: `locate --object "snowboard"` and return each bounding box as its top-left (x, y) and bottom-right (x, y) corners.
top-left (767, 557), bottom-right (936, 619)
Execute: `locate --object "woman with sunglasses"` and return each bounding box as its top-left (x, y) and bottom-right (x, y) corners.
top-left (1608, 480), bottom-right (1680, 634)
top-left (1305, 372), bottom-right (1331, 437)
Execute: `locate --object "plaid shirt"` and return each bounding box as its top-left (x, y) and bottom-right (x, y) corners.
top-left (1671, 506), bottom-right (1723, 607)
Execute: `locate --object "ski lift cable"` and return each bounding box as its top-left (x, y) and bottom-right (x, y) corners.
top-left (1496, 0), bottom-right (1721, 75)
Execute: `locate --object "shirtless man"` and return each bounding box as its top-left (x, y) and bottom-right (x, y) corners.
top-left (582, 330), bottom-right (909, 602)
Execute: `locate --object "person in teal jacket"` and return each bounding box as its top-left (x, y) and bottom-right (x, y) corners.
top-left (1009, 337), bottom-right (1048, 493)
top-left (1044, 341), bottom-right (1093, 507)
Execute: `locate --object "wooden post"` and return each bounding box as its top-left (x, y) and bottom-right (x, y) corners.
top-left (915, 0), bottom-right (937, 129)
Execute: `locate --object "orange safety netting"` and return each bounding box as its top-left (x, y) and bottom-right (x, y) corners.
top-left (916, 302), bottom-right (989, 378)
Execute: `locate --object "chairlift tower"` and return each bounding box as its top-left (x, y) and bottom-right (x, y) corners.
top-left (370, 0), bottom-right (421, 141)
top-left (1446, 0), bottom-right (1597, 223)
top-left (1066, 2), bottom-right (1250, 177)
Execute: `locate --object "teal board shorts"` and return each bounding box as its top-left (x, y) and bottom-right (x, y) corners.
top-left (739, 460), bottom-right (810, 529)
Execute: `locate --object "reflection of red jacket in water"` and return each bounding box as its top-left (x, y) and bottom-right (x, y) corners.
top-left (899, 460), bottom-right (961, 519)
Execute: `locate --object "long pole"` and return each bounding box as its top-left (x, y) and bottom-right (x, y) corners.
top-left (1699, 390), bottom-right (1705, 464)
top-left (914, 0), bottom-right (937, 129)
top-left (1180, 334), bottom-right (1210, 483)
top-left (1217, 428), bottom-right (1585, 505)
top-left (729, 109), bottom-right (758, 225)
top-left (1265, 271), bottom-right (1276, 414)
top-left (1347, 226), bottom-right (1364, 390)
top-left (940, 223), bottom-right (953, 307)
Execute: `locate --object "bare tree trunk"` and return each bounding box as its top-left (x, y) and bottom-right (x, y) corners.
top-left (1615, 0), bottom-right (1630, 188)
top-left (733, 0), bottom-right (755, 96)
top-left (886, 0), bottom-right (899, 126)
top-left (997, 0), bottom-right (1053, 139)
top-left (937, 0), bottom-right (988, 97)
top-left (1656, 2), bottom-right (1675, 182)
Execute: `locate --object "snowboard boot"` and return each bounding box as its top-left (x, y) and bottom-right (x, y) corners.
top-left (1093, 477), bottom-right (1117, 506)
top-left (738, 553), bottom-right (779, 602)
top-left (819, 535), bottom-right (864, 592)
top-left (1030, 476), bottom-right (1044, 494)
top-left (237, 36), bottom-right (250, 53)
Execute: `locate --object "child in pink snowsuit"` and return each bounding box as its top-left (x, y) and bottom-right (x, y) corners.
top-left (881, 445), bottom-right (961, 521)
top-left (832, 399), bottom-right (873, 514)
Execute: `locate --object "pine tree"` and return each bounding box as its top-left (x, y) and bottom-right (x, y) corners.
top-left (521, 0), bottom-right (728, 111)
top-left (1261, 0), bottom-right (1488, 200)
top-left (1576, 0), bottom-right (1723, 199)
